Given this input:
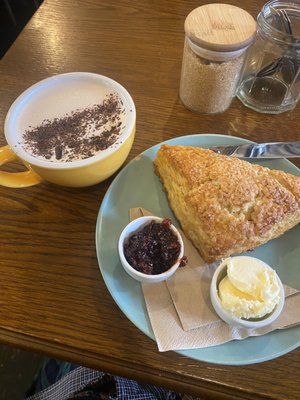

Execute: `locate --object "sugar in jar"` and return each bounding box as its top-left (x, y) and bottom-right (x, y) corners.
top-left (179, 4), bottom-right (256, 114)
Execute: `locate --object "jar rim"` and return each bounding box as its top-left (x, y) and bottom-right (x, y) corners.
top-left (259, 0), bottom-right (300, 45)
top-left (187, 38), bottom-right (247, 62)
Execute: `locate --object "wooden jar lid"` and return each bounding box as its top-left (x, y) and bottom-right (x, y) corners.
top-left (184, 4), bottom-right (257, 52)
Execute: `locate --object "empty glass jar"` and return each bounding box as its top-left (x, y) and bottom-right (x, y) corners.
top-left (237, 0), bottom-right (300, 114)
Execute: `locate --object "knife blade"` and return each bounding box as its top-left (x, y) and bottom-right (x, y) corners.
top-left (210, 141), bottom-right (300, 158)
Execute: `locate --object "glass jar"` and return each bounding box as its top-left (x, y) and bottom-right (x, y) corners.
top-left (180, 39), bottom-right (248, 114)
top-left (237, 0), bottom-right (300, 114)
top-left (179, 4), bottom-right (256, 114)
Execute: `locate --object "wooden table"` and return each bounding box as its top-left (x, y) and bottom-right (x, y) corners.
top-left (0, 1), bottom-right (299, 399)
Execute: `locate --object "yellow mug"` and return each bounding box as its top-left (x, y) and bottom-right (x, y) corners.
top-left (0, 72), bottom-right (136, 188)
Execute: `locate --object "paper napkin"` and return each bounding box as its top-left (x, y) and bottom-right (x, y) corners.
top-left (130, 207), bottom-right (300, 352)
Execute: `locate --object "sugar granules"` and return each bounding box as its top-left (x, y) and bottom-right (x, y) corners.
top-left (179, 40), bottom-right (245, 114)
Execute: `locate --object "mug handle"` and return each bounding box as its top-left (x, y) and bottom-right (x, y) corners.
top-left (0, 145), bottom-right (43, 188)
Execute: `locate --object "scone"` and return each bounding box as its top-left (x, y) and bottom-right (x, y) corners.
top-left (154, 144), bottom-right (300, 263)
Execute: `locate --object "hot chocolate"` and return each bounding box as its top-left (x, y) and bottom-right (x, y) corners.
top-left (21, 92), bottom-right (126, 162)
top-left (3, 72), bottom-right (136, 187)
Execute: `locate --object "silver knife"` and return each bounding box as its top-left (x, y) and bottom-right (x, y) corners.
top-left (210, 141), bottom-right (300, 158)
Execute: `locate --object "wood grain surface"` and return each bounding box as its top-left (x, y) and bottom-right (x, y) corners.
top-left (184, 4), bottom-right (257, 51)
top-left (0, 1), bottom-right (299, 399)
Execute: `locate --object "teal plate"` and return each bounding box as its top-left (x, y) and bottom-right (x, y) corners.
top-left (95, 134), bottom-right (300, 365)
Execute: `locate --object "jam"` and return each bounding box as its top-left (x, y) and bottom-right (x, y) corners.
top-left (124, 219), bottom-right (183, 275)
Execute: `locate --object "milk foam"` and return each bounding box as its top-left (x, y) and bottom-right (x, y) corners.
top-left (18, 77), bottom-right (127, 162)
